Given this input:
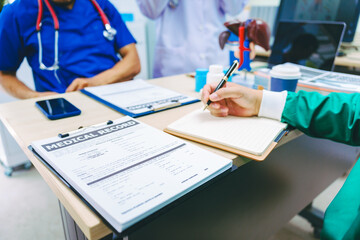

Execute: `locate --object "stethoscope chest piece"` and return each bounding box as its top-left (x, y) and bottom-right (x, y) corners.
top-left (103, 24), bottom-right (117, 41)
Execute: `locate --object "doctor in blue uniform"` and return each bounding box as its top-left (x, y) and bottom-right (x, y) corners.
top-left (0, 0), bottom-right (140, 99)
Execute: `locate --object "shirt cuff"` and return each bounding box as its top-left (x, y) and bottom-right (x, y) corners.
top-left (258, 90), bottom-right (288, 121)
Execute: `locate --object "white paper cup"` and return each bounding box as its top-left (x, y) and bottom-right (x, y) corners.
top-left (270, 65), bottom-right (301, 92)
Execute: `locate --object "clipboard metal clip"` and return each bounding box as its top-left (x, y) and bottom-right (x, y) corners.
top-left (58, 120), bottom-right (114, 138)
top-left (149, 100), bottom-right (181, 111)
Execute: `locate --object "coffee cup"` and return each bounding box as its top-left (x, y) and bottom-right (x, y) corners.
top-left (270, 64), bottom-right (301, 92)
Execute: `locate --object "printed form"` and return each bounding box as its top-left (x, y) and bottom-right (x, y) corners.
top-left (83, 80), bottom-right (198, 114)
top-left (30, 117), bottom-right (231, 232)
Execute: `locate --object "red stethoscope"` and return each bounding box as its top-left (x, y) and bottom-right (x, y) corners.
top-left (36, 0), bottom-right (117, 71)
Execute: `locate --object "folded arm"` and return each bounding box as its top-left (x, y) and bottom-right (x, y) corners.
top-left (0, 71), bottom-right (56, 99)
top-left (66, 43), bottom-right (141, 92)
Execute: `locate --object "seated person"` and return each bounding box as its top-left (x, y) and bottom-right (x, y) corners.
top-left (202, 81), bottom-right (360, 240)
top-left (0, 0), bottom-right (140, 99)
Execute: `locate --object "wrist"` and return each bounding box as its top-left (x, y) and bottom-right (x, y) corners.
top-left (26, 90), bottom-right (42, 99)
top-left (85, 77), bottom-right (98, 87)
top-left (87, 72), bottom-right (115, 87)
top-left (258, 90), bottom-right (288, 121)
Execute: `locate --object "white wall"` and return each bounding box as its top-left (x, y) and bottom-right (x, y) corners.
top-left (109, 0), bottom-right (147, 21)
top-left (110, 0), bottom-right (155, 79)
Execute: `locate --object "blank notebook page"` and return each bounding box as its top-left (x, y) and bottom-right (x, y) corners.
top-left (167, 109), bottom-right (288, 156)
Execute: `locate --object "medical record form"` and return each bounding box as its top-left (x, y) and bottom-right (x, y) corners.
top-left (29, 117), bottom-right (231, 234)
top-left (81, 80), bottom-right (199, 117)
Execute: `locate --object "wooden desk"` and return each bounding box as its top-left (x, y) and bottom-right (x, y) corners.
top-left (0, 75), bottom-right (359, 240)
top-left (0, 75), bottom-right (242, 239)
top-left (335, 51), bottom-right (360, 68)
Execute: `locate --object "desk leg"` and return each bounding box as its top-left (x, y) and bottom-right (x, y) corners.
top-left (59, 201), bottom-right (88, 240)
top-left (58, 201), bottom-right (128, 240)
top-left (299, 202), bottom-right (324, 238)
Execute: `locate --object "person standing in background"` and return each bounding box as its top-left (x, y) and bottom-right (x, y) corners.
top-left (136, 0), bottom-right (248, 78)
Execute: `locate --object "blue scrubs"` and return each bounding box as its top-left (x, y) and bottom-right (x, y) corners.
top-left (0, 0), bottom-right (136, 93)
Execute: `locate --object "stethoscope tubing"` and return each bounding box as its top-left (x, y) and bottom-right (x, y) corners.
top-left (36, 0), bottom-right (111, 31)
top-left (36, 0), bottom-right (116, 73)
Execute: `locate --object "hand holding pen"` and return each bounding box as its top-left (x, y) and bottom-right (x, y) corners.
top-left (201, 71), bottom-right (263, 117)
top-left (203, 60), bottom-right (239, 110)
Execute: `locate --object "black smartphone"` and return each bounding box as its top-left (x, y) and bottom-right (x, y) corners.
top-left (35, 98), bottom-right (81, 120)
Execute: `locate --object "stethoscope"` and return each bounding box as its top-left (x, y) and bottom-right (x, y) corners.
top-left (36, 0), bottom-right (117, 71)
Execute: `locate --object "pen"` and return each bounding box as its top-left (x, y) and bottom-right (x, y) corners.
top-left (203, 60), bottom-right (239, 110)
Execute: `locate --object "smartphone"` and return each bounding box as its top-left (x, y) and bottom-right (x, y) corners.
top-left (35, 98), bottom-right (81, 120)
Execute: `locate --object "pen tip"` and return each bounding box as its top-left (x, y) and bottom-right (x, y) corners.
top-left (203, 105), bottom-right (208, 111)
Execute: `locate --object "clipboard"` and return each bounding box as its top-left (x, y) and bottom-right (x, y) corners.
top-left (29, 143), bottom-right (232, 237)
top-left (81, 80), bottom-right (200, 118)
top-left (28, 117), bottom-right (233, 236)
top-left (28, 120), bottom-right (125, 236)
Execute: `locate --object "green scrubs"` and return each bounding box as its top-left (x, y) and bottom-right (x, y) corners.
top-left (282, 91), bottom-right (360, 240)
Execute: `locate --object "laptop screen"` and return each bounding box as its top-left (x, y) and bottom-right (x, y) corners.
top-left (268, 21), bottom-right (346, 71)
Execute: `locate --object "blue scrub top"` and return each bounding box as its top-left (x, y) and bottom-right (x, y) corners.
top-left (0, 0), bottom-right (136, 93)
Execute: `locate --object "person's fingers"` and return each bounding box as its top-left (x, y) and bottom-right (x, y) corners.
top-left (76, 80), bottom-right (88, 91)
top-left (202, 82), bottom-right (222, 103)
top-left (209, 85), bottom-right (244, 101)
top-left (66, 81), bottom-right (78, 92)
top-left (211, 102), bottom-right (220, 109)
top-left (66, 79), bottom-right (89, 92)
top-left (208, 105), bottom-right (229, 117)
top-left (201, 84), bottom-right (212, 104)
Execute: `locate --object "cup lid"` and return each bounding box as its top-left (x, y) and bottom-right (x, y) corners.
top-left (270, 64), bottom-right (301, 79)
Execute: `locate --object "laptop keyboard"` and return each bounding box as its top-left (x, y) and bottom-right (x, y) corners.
top-left (324, 73), bottom-right (360, 84)
top-left (286, 63), bottom-right (360, 86)
top-left (299, 69), bottom-right (323, 79)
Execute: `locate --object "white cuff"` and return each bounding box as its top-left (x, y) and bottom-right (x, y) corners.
top-left (258, 90), bottom-right (288, 121)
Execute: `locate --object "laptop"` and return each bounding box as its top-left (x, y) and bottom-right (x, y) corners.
top-left (268, 20), bottom-right (360, 92)
top-left (269, 20), bottom-right (346, 71)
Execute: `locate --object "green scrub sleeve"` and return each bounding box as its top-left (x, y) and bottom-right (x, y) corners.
top-left (321, 157), bottom-right (360, 240)
top-left (282, 91), bottom-right (360, 240)
top-left (281, 90), bottom-right (360, 146)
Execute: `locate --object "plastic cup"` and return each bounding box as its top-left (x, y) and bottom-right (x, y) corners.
top-left (195, 68), bottom-right (209, 92)
top-left (270, 64), bottom-right (301, 92)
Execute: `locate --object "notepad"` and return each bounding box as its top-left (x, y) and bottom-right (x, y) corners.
top-left (165, 109), bottom-right (288, 160)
